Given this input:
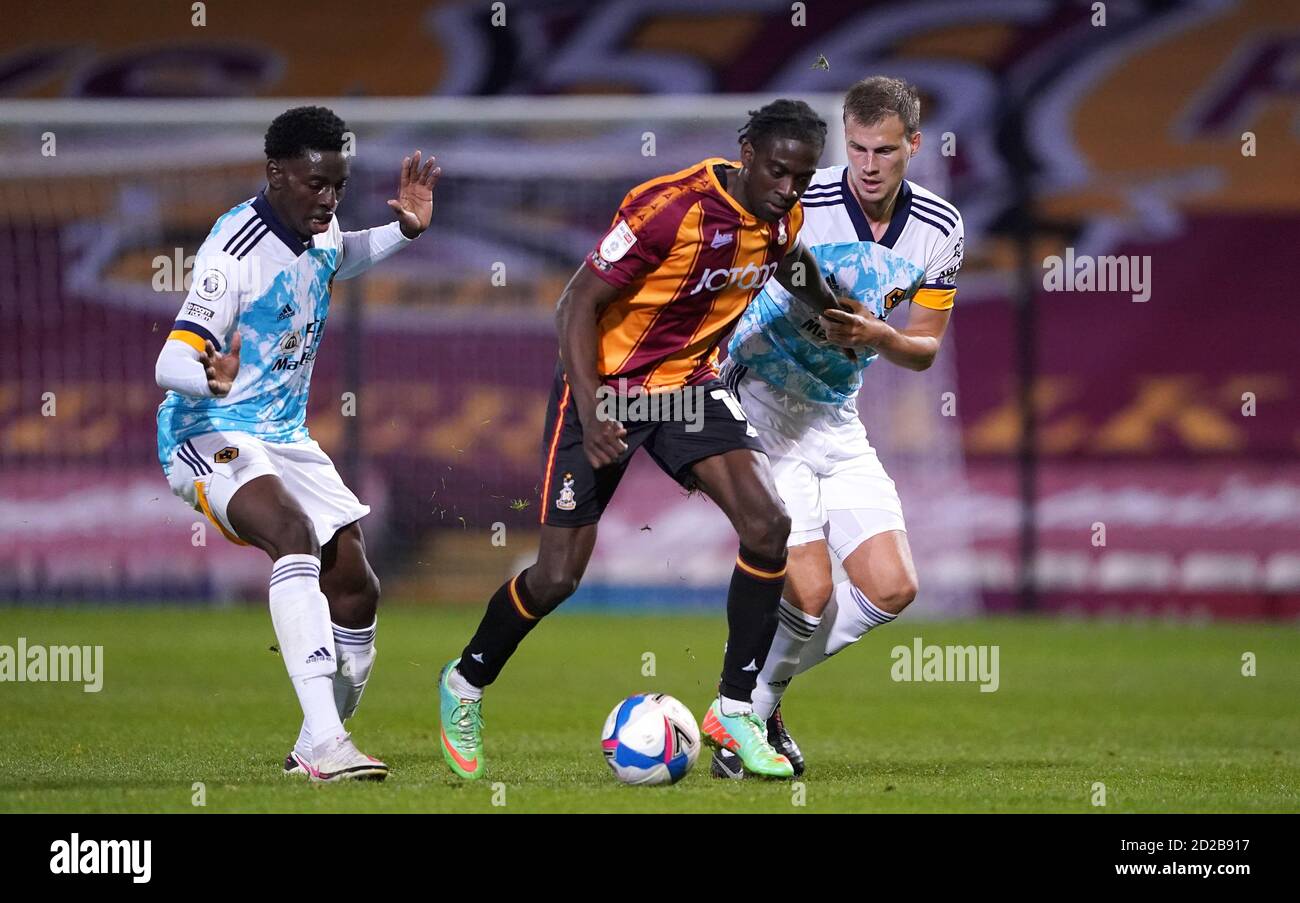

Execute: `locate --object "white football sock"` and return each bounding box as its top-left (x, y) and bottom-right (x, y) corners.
top-left (448, 665), bottom-right (483, 701)
top-left (268, 555), bottom-right (344, 751)
top-left (795, 580), bottom-right (897, 676)
top-left (293, 619), bottom-right (378, 760)
top-left (332, 620), bottom-right (377, 719)
top-left (719, 695), bottom-right (752, 717)
top-left (752, 598), bottom-right (821, 721)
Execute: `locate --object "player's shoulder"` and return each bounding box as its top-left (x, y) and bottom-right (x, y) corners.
top-left (622, 158), bottom-right (720, 208)
top-left (197, 198), bottom-right (258, 258)
top-left (197, 193), bottom-right (302, 264)
top-left (808, 164), bottom-right (846, 194)
top-left (906, 180), bottom-right (963, 233)
top-left (615, 158), bottom-right (724, 236)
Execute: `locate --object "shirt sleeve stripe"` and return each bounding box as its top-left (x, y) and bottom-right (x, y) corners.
top-left (166, 330), bottom-right (206, 353)
top-left (171, 319), bottom-right (220, 351)
top-left (913, 287), bottom-right (956, 310)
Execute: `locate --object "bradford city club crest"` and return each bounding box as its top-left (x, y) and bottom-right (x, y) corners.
top-left (556, 473), bottom-right (576, 511)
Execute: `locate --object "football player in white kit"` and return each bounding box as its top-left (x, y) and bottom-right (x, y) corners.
top-left (715, 77), bottom-right (964, 777)
top-left (154, 107), bottom-right (440, 781)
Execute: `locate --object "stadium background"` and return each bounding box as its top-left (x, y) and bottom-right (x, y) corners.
top-left (0, 0), bottom-right (1296, 624)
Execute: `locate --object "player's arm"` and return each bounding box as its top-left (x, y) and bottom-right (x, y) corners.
top-left (156, 332), bottom-right (242, 396)
top-left (821, 302), bottom-right (950, 371)
top-left (555, 265), bottom-right (628, 468)
top-left (334, 151), bottom-right (440, 281)
top-left (772, 240), bottom-right (844, 316)
top-left (773, 240), bottom-right (858, 361)
top-left (821, 212), bottom-right (964, 371)
top-left (154, 257), bottom-right (242, 396)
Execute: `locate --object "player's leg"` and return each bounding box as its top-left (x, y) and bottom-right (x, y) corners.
top-left (684, 447), bottom-right (796, 778)
top-left (453, 521), bottom-right (600, 691)
top-left (287, 521), bottom-right (381, 770)
top-left (438, 367), bottom-right (636, 779)
top-left (216, 473), bottom-right (372, 780)
top-left (793, 523), bottom-right (917, 673)
top-left (439, 521), bottom-right (601, 780)
top-left (689, 448), bottom-right (791, 698)
top-left (709, 536), bottom-right (829, 779)
top-left (750, 537), bottom-right (833, 721)
top-left (788, 424), bottom-right (914, 673)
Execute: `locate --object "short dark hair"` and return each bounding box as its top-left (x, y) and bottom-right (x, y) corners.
top-left (264, 106), bottom-right (348, 160)
top-left (843, 77), bottom-right (921, 136)
top-left (738, 99), bottom-right (827, 153)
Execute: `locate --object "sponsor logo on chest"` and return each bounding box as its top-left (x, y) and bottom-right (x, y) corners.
top-left (690, 260), bottom-right (779, 296)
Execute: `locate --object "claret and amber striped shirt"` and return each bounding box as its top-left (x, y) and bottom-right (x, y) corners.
top-left (584, 158), bottom-right (803, 392)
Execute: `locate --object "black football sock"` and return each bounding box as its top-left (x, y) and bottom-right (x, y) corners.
top-left (456, 568), bottom-right (544, 688)
top-left (719, 546), bottom-right (788, 703)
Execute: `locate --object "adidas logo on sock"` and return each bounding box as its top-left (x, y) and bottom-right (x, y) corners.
top-left (471, 652), bottom-right (485, 664)
top-left (742, 659), bottom-right (759, 672)
top-left (305, 646), bottom-right (334, 664)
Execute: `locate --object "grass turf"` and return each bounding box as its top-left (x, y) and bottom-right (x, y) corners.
top-left (0, 608), bottom-right (1296, 813)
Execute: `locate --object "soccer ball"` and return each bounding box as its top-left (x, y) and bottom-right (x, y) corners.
top-left (600, 693), bottom-right (701, 785)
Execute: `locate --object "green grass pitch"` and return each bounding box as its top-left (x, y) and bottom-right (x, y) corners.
top-left (1, 608), bottom-right (1296, 813)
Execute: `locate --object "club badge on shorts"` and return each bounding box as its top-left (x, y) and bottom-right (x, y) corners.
top-left (556, 473), bottom-right (576, 511)
top-left (214, 446), bottom-right (239, 464)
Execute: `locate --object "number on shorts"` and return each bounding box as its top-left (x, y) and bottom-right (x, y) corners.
top-left (711, 389), bottom-right (758, 437)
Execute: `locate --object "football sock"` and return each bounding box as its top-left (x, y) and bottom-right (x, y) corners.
top-left (455, 568), bottom-right (543, 688)
top-left (752, 598), bottom-right (821, 721)
top-left (269, 555), bottom-right (344, 749)
top-left (294, 619), bottom-right (378, 760)
top-left (447, 666), bottom-right (483, 701)
top-left (794, 580), bottom-right (897, 676)
top-left (332, 619), bottom-right (377, 720)
top-left (718, 546), bottom-right (787, 703)
top-left (719, 695), bottom-right (753, 717)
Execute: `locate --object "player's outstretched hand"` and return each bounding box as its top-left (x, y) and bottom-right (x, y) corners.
top-left (584, 418), bottom-right (629, 469)
top-left (201, 332), bottom-right (241, 397)
top-left (821, 305), bottom-right (888, 351)
top-left (388, 150), bottom-right (442, 239)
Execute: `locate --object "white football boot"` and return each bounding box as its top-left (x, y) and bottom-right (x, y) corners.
top-left (304, 733), bottom-right (389, 783)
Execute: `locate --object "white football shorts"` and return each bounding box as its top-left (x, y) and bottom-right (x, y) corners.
top-left (166, 430), bottom-right (369, 547)
top-left (732, 366), bottom-right (906, 559)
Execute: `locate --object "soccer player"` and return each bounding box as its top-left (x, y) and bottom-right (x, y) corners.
top-left (154, 106), bottom-right (439, 782)
top-left (438, 100), bottom-right (851, 780)
top-left (713, 77), bottom-right (965, 778)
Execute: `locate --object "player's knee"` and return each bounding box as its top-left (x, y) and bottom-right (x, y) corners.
top-left (874, 575), bottom-right (918, 615)
top-left (784, 577), bottom-right (832, 616)
top-left (332, 570), bottom-right (379, 627)
top-left (526, 565), bottom-right (581, 614)
top-left (740, 509), bottom-right (791, 560)
top-left (265, 513), bottom-right (319, 560)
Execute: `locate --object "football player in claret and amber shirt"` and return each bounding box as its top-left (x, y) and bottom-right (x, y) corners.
top-left (437, 100), bottom-right (858, 781)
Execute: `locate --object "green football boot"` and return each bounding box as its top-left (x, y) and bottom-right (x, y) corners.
top-left (438, 659), bottom-right (484, 780)
top-left (700, 698), bottom-right (794, 779)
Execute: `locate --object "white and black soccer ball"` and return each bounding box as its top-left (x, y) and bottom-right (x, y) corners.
top-left (600, 693), bottom-right (700, 785)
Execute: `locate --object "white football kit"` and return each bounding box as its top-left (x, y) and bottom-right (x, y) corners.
top-left (725, 168), bottom-right (964, 556)
top-left (157, 192), bottom-right (409, 546)
top-left (154, 188), bottom-right (414, 775)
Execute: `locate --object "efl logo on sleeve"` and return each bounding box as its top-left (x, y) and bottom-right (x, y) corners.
top-left (599, 220), bottom-right (638, 262)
